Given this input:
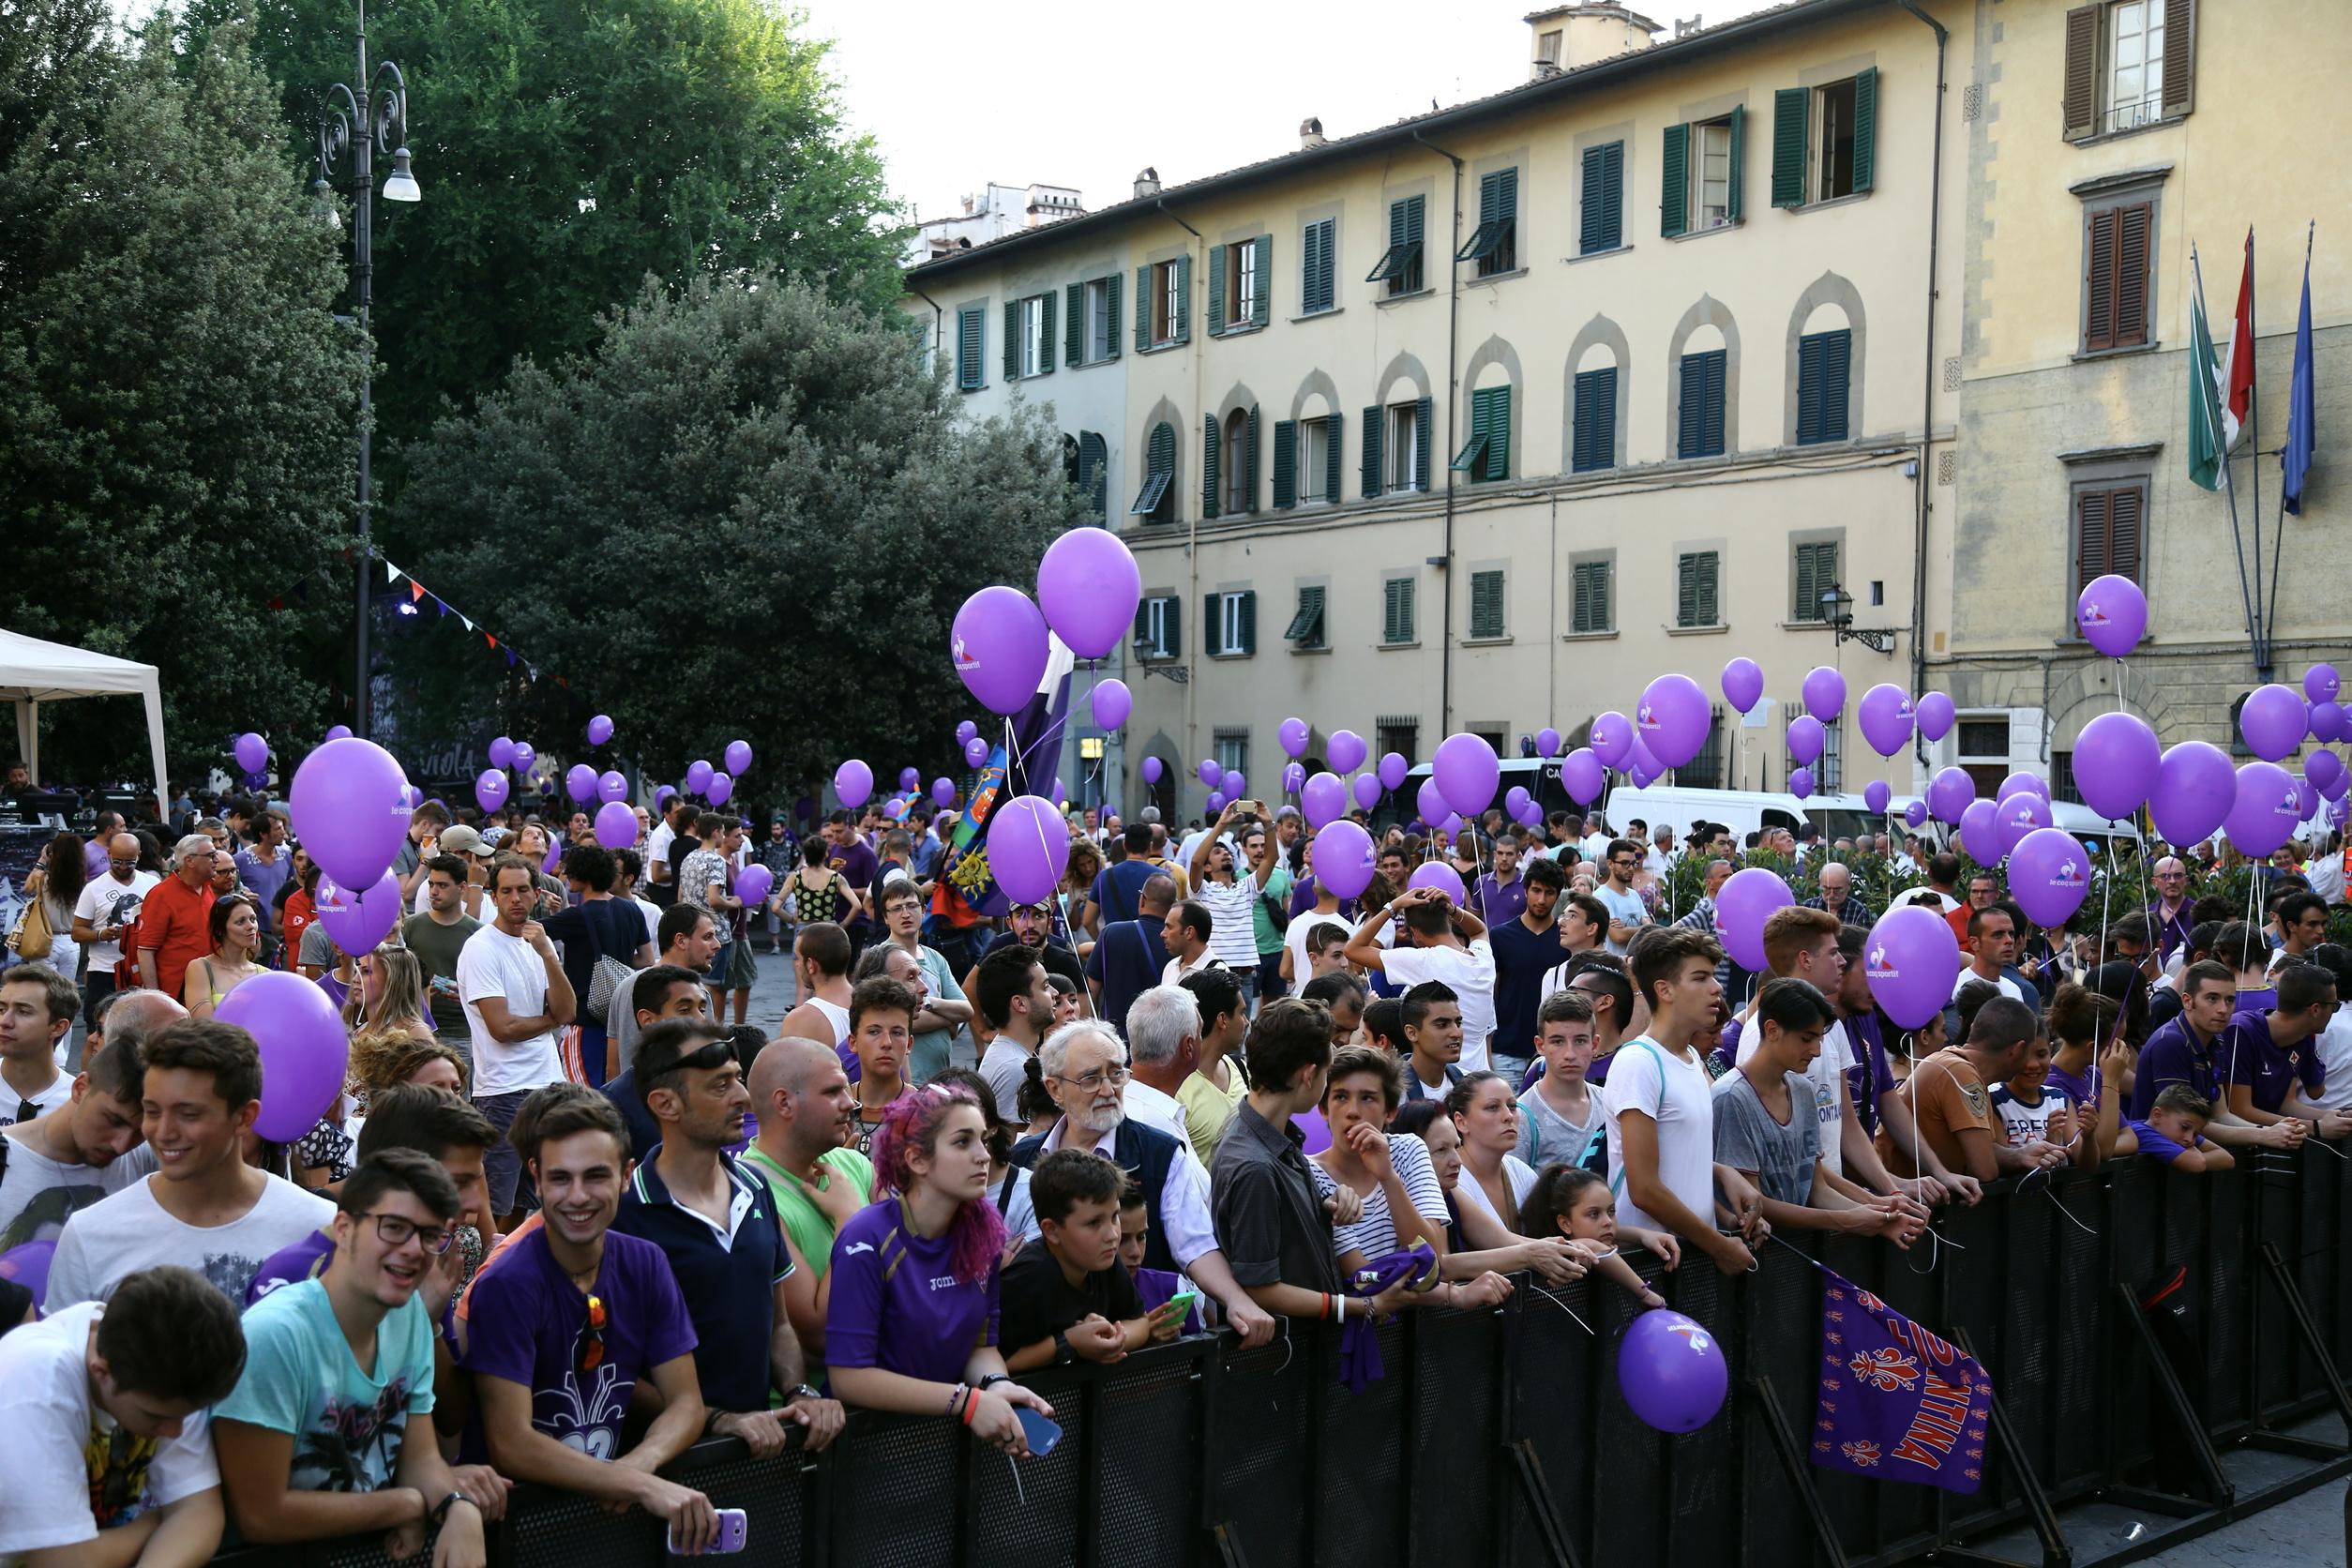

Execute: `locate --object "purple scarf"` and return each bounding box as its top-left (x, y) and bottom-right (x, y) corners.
top-left (1338, 1243), bottom-right (1440, 1393)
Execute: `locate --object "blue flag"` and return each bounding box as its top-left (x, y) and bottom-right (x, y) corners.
top-left (1811, 1268), bottom-right (1995, 1493)
top-left (2283, 234), bottom-right (2317, 517)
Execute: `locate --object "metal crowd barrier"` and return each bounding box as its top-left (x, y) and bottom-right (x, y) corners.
top-left (217, 1140), bottom-right (2352, 1568)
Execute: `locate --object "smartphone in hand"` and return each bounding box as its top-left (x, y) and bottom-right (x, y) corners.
top-left (1015, 1407), bottom-right (1063, 1457)
top-left (668, 1510), bottom-right (747, 1556)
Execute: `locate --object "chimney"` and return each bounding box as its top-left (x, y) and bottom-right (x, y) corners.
top-left (1133, 166), bottom-right (1160, 200)
top-left (1299, 116), bottom-right (1326, 150)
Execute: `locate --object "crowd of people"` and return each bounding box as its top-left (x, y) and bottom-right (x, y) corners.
top-left (2, 771), bottom-right (2347, 1567)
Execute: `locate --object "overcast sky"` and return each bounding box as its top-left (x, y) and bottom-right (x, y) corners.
top-left (803, 0), bottom-right (1787, 222)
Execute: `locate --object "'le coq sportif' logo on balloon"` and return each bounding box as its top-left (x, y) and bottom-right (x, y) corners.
top-left (2280, 788), bottom-right (2302, 816)
top-left (2052, 857), bottom-right (2084, 888)
top-left (953, 634), bottom-right (976, 671)
top-left (2080, 596), bottom-right (2112, 627)
top-left (1868, 942), bottom-right (1897, 981)
top-left (1636, 701), bottom-right (1660, 731)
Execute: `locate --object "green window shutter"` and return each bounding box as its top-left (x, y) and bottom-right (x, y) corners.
top-left (1361, 405), bottom-right (1384, 498)
top-left (1580, 143), bottom-right (1623, 253)
top-left (1200, 414), bottom-right (1220, 520)
top-left (1486, 387), bottom-right (1511, 480)
top-left (1065, 283), bottom-right (1084, 367)
top-left (1794, 541), bottom-right (1838, 620)
top-left (1697, 551), bottom-right (1719, 626)
top-left (956, 307), bottom-right (984, 390)
top-left (1167, 596), bottom-right (1182, 659)
top-left (1134, 598), bottom-right (1149, 653)
top-left (1244, 406), bottom-right (1260, 511)
top-left (1305, 219), bottom-right (1335, 312)
top-left (1134, 266), bottom-right (1151, 352)
top-left (1273, 420), bottom-right (1298, 509)
top-left (1204, 594), bottom-right (1223, 656)
top-left (1413, 396), bottom-right (1433, 490)
top-left (1003, 299), bottom-right (1020, 381)
top-left (1797, 334), bottom-right (1826, 445)
top-left (1797, 329), bottom-right (1851, 445)
top-left (1702, 352), bottom-right (1726, 455)
top-left (1677, 552), bottom-right (1720, 627)
top-left (1104, 273), bottom-right (1121, 360)
top-left (1850, 67), bottom-right (1877, 193)
top-left (1239, 591), bottom-right (1257, 655)
top-left (1572, 560), bottom-right (1610, 633)
top-left (1660, 123), bottom-right (1689, 239)
top-left (1726, 104), bottom-right (1746, 222)
top-left (1324, 412), bottom-right (1344, 504)
top-left (1573, 366), bottom-right (1616, 472)
top-left (1772, 86), bottom-right (1809, 208)
top-left (1252, 234), bottom-right (1273, 326)
top-left (1470, 570), bottom-right (1504, 640)
top-left (1384, 578), bottom-right (1415, 643)
top-left (1173, 253), bottom-right (1191, 342)
top-left (1206, 246), bottom-right (1226, 337)
top-left (1824, 330), bottom-right (1850, 440)
top-left (1035, 291), bottom-right (1055, 377)
top-left (1679, 350), bottom-right (1726, 459)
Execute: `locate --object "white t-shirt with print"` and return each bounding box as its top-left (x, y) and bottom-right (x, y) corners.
top-left (71, 870), bottom-right (159, 973)
top-left (43, 1172), bottom-right (335, 1309)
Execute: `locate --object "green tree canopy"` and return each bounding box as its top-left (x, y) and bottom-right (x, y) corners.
top-left (392, 274), bottom-right (1085, 795)
top-left (0, 1), bottom-right (358, 781)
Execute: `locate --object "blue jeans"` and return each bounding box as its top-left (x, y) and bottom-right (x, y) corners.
top-left (477, 1089), bottom-right (537, 1217)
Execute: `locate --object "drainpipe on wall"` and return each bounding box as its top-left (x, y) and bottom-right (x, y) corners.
top-left (1413, 129), bottom-right (1465, 734)
top-left (909, 283), bottom-right (945, 380)
top-left (1892, 0), bottom-right (1949, 778)
top-left (1157, 197), bottom-right (1208, 789)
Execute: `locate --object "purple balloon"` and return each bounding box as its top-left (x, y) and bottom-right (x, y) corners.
top-left (0, 1240), bottom-right (54, 1309)
top-left (726, 740), bottom-right (754, 776)
top-left (1863, 779), bottom-right (1892, 814)
top-left (2306, 749), bottom-right (2345, 798)
top-left (1788, 766), bottom-right (1815, 800)
top-left (1311, 820), bottom-right (1379, 900)
top-left (2307, 665), bottom-right (2343, 706)
top-left (566, 763), bottom-right (597, 804)
top-left (594, 800), bottom-right (638, 849)
top-left (1301, 772), bottom-right (1348, 830)
top-left (1858, 685), bottom-right (1914, 758)
top-left (1206, 792), bottom-right (1226, 814)
top-left (489, 735), bottom-right (516, 769)
top-left (1801, 666), bottom-right (1847, 723)
top-left (234, 732), bottom-right (268, 775)
top-left (1415, 777), bottom-right (1451, 827)
top-left (2295, 778), bottom-right (2319, 822)
top-left (952, 585), bottom-right (1053, 716)
top-left (1864, 906), bottom-right (1963, 1030)
top-left (324, 725), bottom-right (353, 743)
top-left (1343, 773), bottom-right (1377, 811)
top-left (1914, 692), bottom-right (1957, 743)
top-left (317, 868), bottom-right (401, 955)
top-left (1637, 674), bottom-right (1711, 769)
top-left (2003, 832), bottom-right (2098, 930)
top-left (1590, 712), bottom-right (1634, 770)
top-left (1927, 766), bottom-right (1974, 825)
top-left (988, 794), bottom-right (1070, 903)
top-left (957, 720), bottom-right (979, 746)
top-left (1433, 733), bottom-right (1501, 817)
top-left (2152, 742), bottom-right (2237, 848)
top-left (1618, 1309), bottom-right (1727, 1434)
top-left (2075, 573), bottom-right (2148, 658)
top-left (1035, 527), bottom-right (1142, 659)
top-left (475, 769), bottom-right (509, 813)
top-left (706, 772), bottom-right (733, 807)
top-left (1536, 727), bottom-right (1562, 758)
top-left (2240, 684), bottom-right (2308, 761)
top-left (587, 715), bottom-right (614, 746)
top-left (1904, 800), bottom-right (1930, 828)
top-left (1562, 748), bottom-right (1606, 806)
top-left (1198, 758), bottom-right (1222, 788)
top-left (899, 766), bottom-right (922, 793)
top-left (216, 972), bottom-right (351, 1142)
top-left (657, 786), bottom-right (677, 807)
top-left (2313, 702), bottom-right (2347, 744)
top-left (1091, 679), bottom-right (1133, 731)
top-left (2225, 761), bottom-right (2302, 857)
top-left (966, 736), bottom-right (992, 768)
top-left (1279, 717), bottom-right (1311, 759)
top-left (1626, 740), bottom-right (1663, 790)
top-left (289, 737), bottom-right (411, 891)
top-left (1505, 786), bottom-right (1532, 817)
top-left (1786, 715), bottom-right (1824, 766)
top-left (1139, 755), bottom-right (1164, 785)
top-left (2073, 712), bottom-right (2162, 821)
top-left (1721, 657), bottom-right (1765, 716)
top-left (1224, 772), bottom-right (1247, 800)
top-left (835, 759), bottom-right (873, 808)
top-left (1283, 761), bottom-right (1307, 793)
top-left (1408, 861), bottom-right (1467, 904)
top-left (1997, 771), bottom-right (2048, 804)
top-left (736, 863), bottom-right (775, 909)
top-left (1715, 867), bottom-right (1795, 972)
top-left (1379, 752), bottom-right (1410, 791)
top-left (1328, 730), bottom-right (1369, 775)
top-left (931, 777), bottom-right (957, 807)
top-left (2335, 797), bottom-right (2351, 829)
top-left (686, 759), bottom-right (715, 793)
top-left (1959, 799), bottom-right (2001, 863)
top-left (598, 770), bottom-right (627, 805)
top-left (1515, 800), bottom-right (1545, 829)
top-left (1997, 792), bottom-right (2052, 857)
top-left (512, 742), bottom-right (536, 774)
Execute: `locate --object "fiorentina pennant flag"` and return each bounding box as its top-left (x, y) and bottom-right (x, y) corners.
top-left (1810, 1268), bottom-right (1995, 1493)
top-left (2216, 229), bottom-right (2255, 451)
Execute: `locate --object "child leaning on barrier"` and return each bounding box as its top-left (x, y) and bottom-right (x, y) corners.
top-left (2119, 1085), bottom-right (2236, 1173)
top-left (997, 1151), bottom-right (1184, 1370)
top-left (1515, 1163), bottom-right (1666, 1311)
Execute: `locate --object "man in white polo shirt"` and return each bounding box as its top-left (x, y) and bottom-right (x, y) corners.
top-left (458, 855), bottom-right (576, 1226)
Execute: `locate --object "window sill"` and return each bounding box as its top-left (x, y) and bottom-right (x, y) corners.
top-left (1208, 651), bottom-right (1255, 660)
top-left (2068, 117), bottom-right (2186, 152)
top-left (1374, 287), bottom-right (1435, 308)
top-left (1792, 435), bottom-right (1856, 451)
top-left (1560, 629), bottom-right (1619, 642)
top-left (1782, 190), bottom-right (1874, 216)
top-left (1564, 244), bottom-right (1632, 266)
top-left (1210, 321), bottom-right (1267, 341)
top-left (1274, 496), bottom-right (1336, 513)
top-left (1377, 641), bottom-right (1422, 652)
top-left (1290, 644), bottom-right (1332, 656)
top-left (1665, 623), bottom-right (1728, 637)
top-left (1137, 340), bottom-right (1187, 356)
top-left (1776, 619), bottom-right (1833, 632)
top-left (1461, 634), bottom-right (1514, 647)
top-left (1464, 266), bottom-right (1528, 290)
top-left (2070, 341), bottom-right (2162, 363)
top-left (1667, 220), bottom-right (1742, 244)
top-left (1673, 448), bottom-right (1731, 464)
top-left (1073, 354), bottom-right (1119, 369)
top-left (1290, 307), bottom-right (1344, 324)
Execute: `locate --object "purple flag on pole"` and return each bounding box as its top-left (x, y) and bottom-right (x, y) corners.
top-left (1810, 1268), bottom-right (1994, 1493)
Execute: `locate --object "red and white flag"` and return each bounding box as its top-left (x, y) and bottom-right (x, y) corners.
top-left (2216, 229), bottom-right (2255, 449)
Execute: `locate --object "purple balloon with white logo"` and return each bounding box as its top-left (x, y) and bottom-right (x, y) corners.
top-left (966, 736), bottom-right (991, 768)
top-left (1311, 821), bottom-right (1378, 900)
top-left (1864, 906), bottom-right (1964, 1030)
top-left (1786, 715), bottom-right (1824, 766)
top-left (587, 715), bottom-right (613, 746)
top-left (1858, 685), bottom-right (1914, 758)
top-left (2152, 742), bottom-right (2237, 848)
top-left (1914, 692), bottom-right (1956, 743)
top-left (1283, 761), bottom-right (1306, 794)
top-left (511, 742), bottom-right (535, 775)
top-left (2224, 761), bottom-right (2302, 857)
top-left (1721, 657), bottom-right (1765, 716)
top-left (1715, 867), bottom-right (1795, 972)
top-left (1904, 800), bottom-right (1929, 828)
top-left (475, 770), bottom-right (509, 813)
top-left (1636, 674), bottom-right (1711, 769)
top-left (317, 868), bottom-right (402, 955)
top-left (1788, 767), bottom-right (1814, 800)
top-left (1505, 786), bottom-right (1531, 818)
top-left (2307, 665), bottom-right (2343, 706)
top-left (1801, 667), bottom-right (1846, 723)
top-left (957, 720), bottom-right (978, 746)
top-left (289, 737), bottom-right (411, 892)
top-left (1997, 792), bottom-right (2052, 857)
top-left (1997, 771), bottom-right (2048, 804)
top-left (952, 586), bottom-right (1052, 716)
top-left (1927, 766), bottom-right (1974, 825)
top-left (2075, 573), bottom-right (2148, 658)
top-left (1591, 712), bottom-right (1634, 770)
top-left (1328, 730), bottom-right (1369, 775)
top-left (598, 770), bottom-right (627, 805)
top-left (1279, 717), bottom-right (1311, 759)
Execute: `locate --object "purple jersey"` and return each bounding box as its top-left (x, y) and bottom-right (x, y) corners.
top-left (1134, 1265), bottom-right (1201, 1335)
top-left (2125, 1118), bottom-right (2204, 1164)
top-left (1842, 1012), bottom-right (1898, 1138)
top-left (2044, 1060), bottom-right (2100, 1112)
top-left (246, 1228), bottom-right (337, 1306)
top-left (2222, 1010), bottom-right (2325, 1114)
top-left (460, 1228), bottom-right (697, 1462)
top-left (826, 1199), bottom-right (1001, 1385)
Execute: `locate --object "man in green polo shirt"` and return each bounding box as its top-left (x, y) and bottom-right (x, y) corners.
top-left (742, 1036), bottom-right (872, 1376)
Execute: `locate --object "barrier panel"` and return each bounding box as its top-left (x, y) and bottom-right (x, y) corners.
top-left (215, 1143), bottom-right (2352, 1568)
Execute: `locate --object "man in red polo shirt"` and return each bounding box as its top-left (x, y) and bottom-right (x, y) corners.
top-left (137, 834), bottom-right (220, 997)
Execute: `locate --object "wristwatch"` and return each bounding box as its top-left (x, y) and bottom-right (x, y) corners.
top-left (979, 1372), bottom-right (1017, 1390)
top-left (785, 1383), bottom-right (823, 1405)
top-left (428, 1491), bottom-right (476, 1530)
top-left (1050, 1333), bottom-right (1076, 1365)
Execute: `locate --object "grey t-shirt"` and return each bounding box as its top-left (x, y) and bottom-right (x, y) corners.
top-left (1710, 1070), bottom-right (1822, 1208)
top-left (400, 911), bottom-right (482, 1043)
top-left (1515, 1082), bottom-right (1605, 1171)
top-left (980, 1038), bottom-right (1033, 1123)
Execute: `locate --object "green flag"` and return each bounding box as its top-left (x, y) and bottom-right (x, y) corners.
top-left (2186, 256), bottom-right (2224, 492)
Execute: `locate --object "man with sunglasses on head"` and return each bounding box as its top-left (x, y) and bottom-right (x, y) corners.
top-left (214, 1150), bottom-right (506, 1567)
top-left (1005, 896), bottom-right (1086, 994)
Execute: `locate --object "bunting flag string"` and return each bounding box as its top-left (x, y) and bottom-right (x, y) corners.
top-left (380, 555), bottom-right (552, 686)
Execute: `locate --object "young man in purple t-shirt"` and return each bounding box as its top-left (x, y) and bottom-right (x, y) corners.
top-left (460, 1086), bottom-right (720, 1552)
top-left (2221, 961), bottom-right (2352, 1135)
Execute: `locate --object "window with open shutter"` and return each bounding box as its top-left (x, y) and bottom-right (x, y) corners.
top-left (1172, 253), bottom-right (1191, 343)
top-left (1792, 540), bottom-right (1840, 621)
top-left (1003, 300), bottom-right (1020, 383)
top-left (1361, 405), bottom-right (1384, 499)
top-left (956, 306), bottom-right (985, 391)
top-left (1470, 570), bottom-right (1506, 640)
top-left (1571, 560), bottom-right (1612, 634)
top-left (1580, 142), bottom-right (1623, 254)
top-left (1287, 585), bottom-right (1327, 649)
top-left (1235, 591), bottom-right (1257, 655)
top-left (1136, 265), bottom-right (1153, 351)
top-left (1102, 274), bottom-right (1120, 360)
top-left (1207, 245), bottom-right (1227, 335)
top-left (1369, 195), bottom-right (1425, 294)
top-left (1251, 235), bottom-right (1273, 326)
top-left (1273, 421), bottom-right (1297, 509)
top-left (2062, 6), bottom-right (2100, 139)
top-left (1850, 67), bottom-right (1877, 193)
top-left (1459, 168), bottom-right (1518, 275)
top-left (2160, 0), bottom-right (2195, 119)
top-left (1660, 124), bottom-right (1689, 238)
top-left (1383, 578), bottom-right (1416, 644)
top-left (1065, 283), bottom-right (1085, 368)
top-left (2074, 483), bottom-right (2146, 594)
top-left (1413, 396), bottom-right (1434, 490)
top-left (1677, 551), bottom-right (1720, 628)
top-left (1244, 406), bottom-right (1260, 512)
top-left (1322, 412), bottom-right (1343, 504)
top-left (1796, 328), bottom-right (1852, 445)
top-left (1772, 86), bottom-right (1809, 208)
top-left (1677, 351), bottom-right (1726, 459)
top-left (1201, 414), bottom-right (1221, 520)
top-left (1573, 366), bottom-right (1617, 473)
top-left (1131, 423), bottom-right (1176, 520)
top-left (1076, 432), bottom-right (1108, 520)
top-left (1455, 385), bottom-right (1509, 481)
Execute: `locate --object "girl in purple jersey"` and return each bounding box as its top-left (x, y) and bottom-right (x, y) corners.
top-left (826, 1084), bottom-right (1056, 1456)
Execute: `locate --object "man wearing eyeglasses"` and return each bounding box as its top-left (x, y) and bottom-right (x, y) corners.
top-left (215, 1150), bottom-right (505, 1566)
top-left (1592, 839), bottom-right (1649, 956)
top-left (2147, 856), bottom-right (2195, 964)
top-left (72, 832), bottom-right (158, 1030)
top-left (135, 835), bottom-right (219, 1001)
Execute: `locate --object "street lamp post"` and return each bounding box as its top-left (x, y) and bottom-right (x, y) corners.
top-left (315, 0), bottom-right (419, 740)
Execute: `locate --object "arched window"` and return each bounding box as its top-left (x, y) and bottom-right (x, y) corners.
top-left (1076, 431), bottom-right (1108, 520)
top-left (1224, 409), bottom-right (1252, 515)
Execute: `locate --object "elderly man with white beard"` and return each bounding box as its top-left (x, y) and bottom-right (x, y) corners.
top-left (1005, 1020), bottom-right (1276, 1349)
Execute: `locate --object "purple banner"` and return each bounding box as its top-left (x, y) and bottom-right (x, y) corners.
top-left (1811, 1267), bottom-right (1995, 1493)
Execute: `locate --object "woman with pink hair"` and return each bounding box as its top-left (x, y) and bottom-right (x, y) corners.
top-left (825, 1082), bottom-right (1058, 1454)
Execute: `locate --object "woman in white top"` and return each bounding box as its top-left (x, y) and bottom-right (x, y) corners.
top-left (1449, 1071), bottom-right (1539, 1231)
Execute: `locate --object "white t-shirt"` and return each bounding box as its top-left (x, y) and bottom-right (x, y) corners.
top-left (1380, 938), bottom-right (1498, 1073)
top-left (1733, 1015), bottom-right (1854, 1177)
top-left (2311, 1006), bottom-right (2352, 1112)
top-left (0, 1301), bottom-right (220, 1560)
top-left (1193, 878), bottom-right (1263, 972)
top-left (1452, 1153), bottom-right (1539, 1234)
top-left (646, 820), bottom-right (677, 882)
top-left (632, 897), bottom-right (662, 945)
top-left (44, 1172), bottom-right (336, 1308)
top-left (0, 1070), bottom-right (73, 1126)
top-left (1161, 952), bottom-right (1224, 987)
top-left (457, 925), bottom-right (564, 1097)
top-left (71, 870), bottom-right (158, 972)
top-left (1594, 883), bottom-right (1648, 955)
top-left (1601, 1036), bottom-right (1718, 1235)
top-left (0, 1132), bottom-right (156, 1253)
top-left (1283, 907), bottom-right (1346, 987)
top-left (1951, 967), bottom-right (2029, 1005)
top-left (1578, 832), bottom-right (1613, 865)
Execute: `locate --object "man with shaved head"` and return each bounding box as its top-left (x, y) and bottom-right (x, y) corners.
top-left (2148, 855), bottom-right (2194, 965)
top-left (71, 832), bottom-right (158, 1036)
top-left (742, 1037), bottom-right (871, 1376)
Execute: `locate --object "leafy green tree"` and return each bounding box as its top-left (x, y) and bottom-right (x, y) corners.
top-left (392, 274), bottom-right (1086, 795)
top-left (194, 0), bottom-right (906, 495)
top-left (0, 2), bottom-right (358, 781)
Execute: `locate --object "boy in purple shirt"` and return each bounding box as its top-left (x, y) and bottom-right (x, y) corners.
top-left (2122, 1085), bottom-right (2235, 1173)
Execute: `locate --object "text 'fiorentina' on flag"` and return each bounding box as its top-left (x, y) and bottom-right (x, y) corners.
top-left (1811, 1268), bottom-right (1995, 1494)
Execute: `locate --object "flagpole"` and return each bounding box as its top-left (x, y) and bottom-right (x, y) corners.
top-left (2260, 226), bottom-right (2292, 667)
top-left (2194, 242), bottom-right (2264, 670)
top-left (2242, 228), bottom-right (2277, 677)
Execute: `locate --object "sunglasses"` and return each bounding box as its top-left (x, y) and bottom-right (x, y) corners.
top-left (580, 1293), bottom-right (608, 1374)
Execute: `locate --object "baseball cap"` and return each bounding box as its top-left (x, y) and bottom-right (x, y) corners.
top-left (439, 824), bottom-right (491, 857)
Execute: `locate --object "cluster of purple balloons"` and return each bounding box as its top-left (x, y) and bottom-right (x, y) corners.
top-left (954, 528), bottom-right (1142, 715)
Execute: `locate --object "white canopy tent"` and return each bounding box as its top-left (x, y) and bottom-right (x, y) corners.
top-left (1, 629), bottom-right (170, 820)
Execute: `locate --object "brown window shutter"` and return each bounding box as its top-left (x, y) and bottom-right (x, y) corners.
top-left (2109, 485), bottom-right (2145, 582)
top-left (2114, 203), bottom-right (2151, 348)
top-left (2084, 207), bottom-right (2118, 351)
top-left (2063, 6), bottom-right (2100, 140)
top-left (2162, 0), bottom-right (2196, 118)
top-left (2076, 488), bottom-right (2111, 596)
